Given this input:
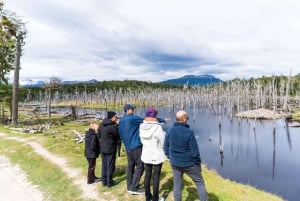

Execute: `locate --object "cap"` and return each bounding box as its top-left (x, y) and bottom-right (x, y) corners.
top-left (123, 104), bottom-right (136, 112)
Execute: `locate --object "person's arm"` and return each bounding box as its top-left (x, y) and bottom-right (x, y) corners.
top-left (157, 117), bottom-right (166, 123)
top-left (132, 115), bottom-right (144, 124)
top-left (109, 123), bottom-right (119, 137)
top-left (163, 131), bottom-right (170, 159)
top-left (189, 131), bottom-right (201, 165)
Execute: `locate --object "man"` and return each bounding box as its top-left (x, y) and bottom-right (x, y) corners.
top-left (99, 111), bottom-right (119, 187)
top-left (118, 104), bottom-right (145, 195)
top-left (164, 110), bottom-right (207, 201)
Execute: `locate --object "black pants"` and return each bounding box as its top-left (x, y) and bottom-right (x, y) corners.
top-left (144, 163), bottom-right (163, 201)
top-left (101, 152), bottom-right (116, 186)
top-left (86, 158), bottom-right (97, 182)
top-left (126, 146), bottom-right (144, 191)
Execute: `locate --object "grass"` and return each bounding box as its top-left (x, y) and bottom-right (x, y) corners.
top-left (292, 109), bottom-right (300, 121)
top-left (0, 132), bottom-right (83, 201)
top-left (0, 120), bottom-right (284, 201)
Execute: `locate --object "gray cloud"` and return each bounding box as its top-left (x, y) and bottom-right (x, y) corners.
top-left (5, 0), bottom-right (300, 82)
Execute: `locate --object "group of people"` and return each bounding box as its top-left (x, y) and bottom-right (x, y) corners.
top-left (84, 103), bottom-right (207, 201)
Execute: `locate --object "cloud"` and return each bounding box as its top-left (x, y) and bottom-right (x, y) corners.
top-left (4, 0), bottom-right (300, 82)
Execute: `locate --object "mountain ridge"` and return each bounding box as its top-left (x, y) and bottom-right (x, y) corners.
top-left (160, 74), bottom-right (222, 86)
top-left (19, 74), bottom-right (222, 87)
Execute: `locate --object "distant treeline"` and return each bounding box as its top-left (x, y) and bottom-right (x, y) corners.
top-left (0, 74), bottom-right (300, 105)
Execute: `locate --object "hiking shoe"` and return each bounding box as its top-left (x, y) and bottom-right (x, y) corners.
top-left (158, 197), bottom-right (165, 201)
top-left (128, 189), bottom-right (144, 195)
top-left (87, 180), bottom-right (96, 185)
top-left (107, 181), bottom-right (117, 187)
top-left (93, 177), bottom-right (102, 182)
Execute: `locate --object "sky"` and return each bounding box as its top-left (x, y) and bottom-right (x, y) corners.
top-left (4, 0), bottom-right (300, 83)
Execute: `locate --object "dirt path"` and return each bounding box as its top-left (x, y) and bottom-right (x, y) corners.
top-left (0, 155), bottom-right (45, 201)
top-left (0, 132), bottom-right (107, 201)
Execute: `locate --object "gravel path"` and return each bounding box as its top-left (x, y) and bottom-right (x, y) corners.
top-left (0, 155), bottom-right (45, 201)
top-left (0, 132), bottom-right (108, 201)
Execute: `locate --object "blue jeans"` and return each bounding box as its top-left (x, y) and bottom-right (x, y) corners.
top-left (172, 164), bottom-right (207, 201)
top-left (144, 163), bottom-right (163, 201)
top-left (126, 146), bottom-right (144, 191)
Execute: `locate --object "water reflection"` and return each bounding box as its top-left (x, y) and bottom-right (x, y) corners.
top-left (253, 126), bottom-right (260, 169)
top-left (285, 118), bottom-right (292, 150)
top-left (154, 106), bottom-right (299, 201)
top-left (272, 126), bottom-right (276, 180)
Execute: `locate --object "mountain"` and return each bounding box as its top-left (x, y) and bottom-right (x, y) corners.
top-left (61, 79), bottom-right (99, 85)
top-left (19, 79), bottom-right (99, 87)
top-left (160, 74), bottom-right (222, 86)
top-left (19, 79), bottom-right (46, 87)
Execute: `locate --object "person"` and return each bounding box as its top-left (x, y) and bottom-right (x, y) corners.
top-left (163, 110), bottom-right (207, 201)
top-left (118, 104), bottom-right (145, 195)
top-left (139, 107), bottom-right (167, 201)
top-left (84, 120), bottom-right (101, 184)
top-left (119, 104), bottom-right (166, 195)
top-left (99, 111), bottom-right (120, 187)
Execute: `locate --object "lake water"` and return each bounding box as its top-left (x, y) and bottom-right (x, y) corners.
top-left (133, 106), bottom-right (299, 201)
top-left (50, 105), bottom-right (299, 200)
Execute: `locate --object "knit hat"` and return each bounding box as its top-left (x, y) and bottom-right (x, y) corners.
top-left (145, 107), bottom-right (157, 118)
top-left (107, 111), bottom-right (116, 119)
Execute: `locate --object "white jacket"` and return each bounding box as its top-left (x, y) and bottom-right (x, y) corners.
top-left (139, 120), bottom-right (167, 164)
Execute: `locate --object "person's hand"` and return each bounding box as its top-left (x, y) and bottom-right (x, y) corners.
top-left (93, 123), bottom-right (99, 131)
top-left (164, 118), bottom-right (170, 122)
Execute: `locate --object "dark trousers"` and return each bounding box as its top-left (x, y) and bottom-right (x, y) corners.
top-left (86, 158), bottom-right (97, 182)
top-left (144, 163), bottom-right (163, 201)
top-left (117, 142), bottom-right (121, 157)
top-left (126, 146), bottom-right (144, 191)
top-left (172, 164), bottom-right (207, 201)
top-left (101, 152), bottom-right (116, 186)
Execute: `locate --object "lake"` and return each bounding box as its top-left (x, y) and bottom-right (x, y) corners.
top-left (133, 106), bottom-right (299, 201)
top-left (50, 105), bottom-right (299, 200)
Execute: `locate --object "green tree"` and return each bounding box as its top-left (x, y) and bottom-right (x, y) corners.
top-left (0, 1), bottom-right (16, 84)
top-left (0, 1), bottom-right (26, 125)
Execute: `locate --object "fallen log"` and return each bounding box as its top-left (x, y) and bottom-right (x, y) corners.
top-left (72, 130), bottom-right (85, 143)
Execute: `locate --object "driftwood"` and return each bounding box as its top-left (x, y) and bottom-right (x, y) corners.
top-left (235, 108), bottom-right (282, 119)
top-left (72, 130), bottom-right (85, 143)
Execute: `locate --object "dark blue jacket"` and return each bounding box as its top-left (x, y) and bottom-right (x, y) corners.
top-left (84, 128), bottom-right (100, 158)
top-left (163, 122), bottom-right (201, 167)
top-left (118, 114), bottom-right (144, 151)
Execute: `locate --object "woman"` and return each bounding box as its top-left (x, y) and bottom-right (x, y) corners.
top-left (139, 107), bottom-right (167, 201)
top-left (84, 120), bottom-right (101, 184)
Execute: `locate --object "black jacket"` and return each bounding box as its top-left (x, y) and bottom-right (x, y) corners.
top-left (84, 128), bottom-right (100, 158)
top-left (99, 118), bottom-right (120, 154)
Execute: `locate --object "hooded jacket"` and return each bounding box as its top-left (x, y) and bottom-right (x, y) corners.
top-left (139, 120), bottom-right (167, 164)
top-left (99, 118), bottom-right (120, 154)
top-left (84, 128), bottom-right (100, 158)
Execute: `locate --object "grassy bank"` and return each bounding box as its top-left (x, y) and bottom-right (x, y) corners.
top-left (0, 121), bottom-right (284, 201)
top-left (292, 109), bottom-right (300, 121)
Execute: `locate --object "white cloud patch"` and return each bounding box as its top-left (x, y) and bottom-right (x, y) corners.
top-left (4, 0), bottom-right (300, 82)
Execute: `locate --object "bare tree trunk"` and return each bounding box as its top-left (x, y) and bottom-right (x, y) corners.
top-left (11, 33), bottom-right (22, 125)
top-left (48, 88), bottom-right (52, 118)
top-left (283, 70), bottom-right (292, 111)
